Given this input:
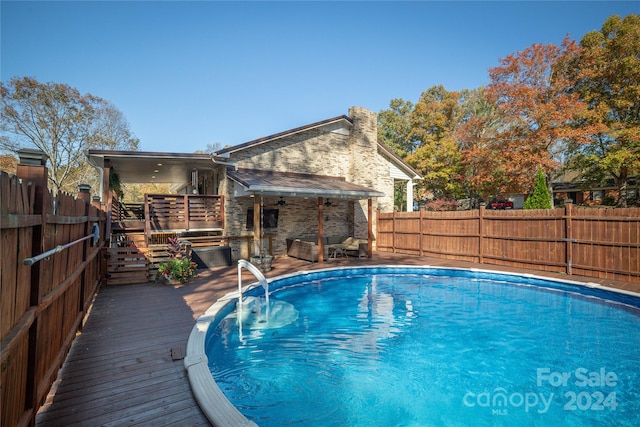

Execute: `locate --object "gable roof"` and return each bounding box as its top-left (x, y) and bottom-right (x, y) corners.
top-left (214, 112), bottom-right (422, 181)
top-left (377, 141), bottom-right (421, 180)
top-left (214, 115), bottom-right (353, 157)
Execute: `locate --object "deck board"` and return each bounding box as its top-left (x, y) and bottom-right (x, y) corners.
top-left (35, 253), bottom-right (639, 426)
top-left (35, 279), bottom-right (215, 427)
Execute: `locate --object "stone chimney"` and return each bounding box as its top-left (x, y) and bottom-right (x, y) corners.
top-left (348, 106), bottom-right (378, 188)
top-left (347, 107), bottom-right (379, 240)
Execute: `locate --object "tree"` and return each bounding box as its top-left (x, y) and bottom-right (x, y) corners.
top-left (1, 77), bottom-right (139, 194)
top-left (0, 153), bottom-right (17, 174)
top-left (486, 38), bottom-right (591, 204)
top-left (377, 98), bottom-right (415, 158)
top-left (121, 182), bottom-right (172, 202)
top-left (194, 142), bottom-right (223, 155)
top-left (377, 99), bottom-right (420, 210)
top-left (562, 14), bottom-right (640, 207)
top-left (455, 88), bottom-right (506, 199)
top-left (406, 86), bottom-right (465, 199)
top-left (523, 169), bottom-right (552, 209)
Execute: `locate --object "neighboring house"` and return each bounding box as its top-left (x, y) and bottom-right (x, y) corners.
top-left (88, 106), bottom-right (422, 263)
top-left (552, 172), bottom-right (639, 206)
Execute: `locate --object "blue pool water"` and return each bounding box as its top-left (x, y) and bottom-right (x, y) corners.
top-left (205, 267), bottom-right (640, 426)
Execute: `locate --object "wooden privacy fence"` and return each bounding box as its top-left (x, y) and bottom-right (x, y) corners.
top-left (1, 164), bottom-right (106, 427)
top-left (377, 205), bottom-right (640, 283)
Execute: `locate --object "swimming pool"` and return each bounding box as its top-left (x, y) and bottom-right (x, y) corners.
top-left (185, 266), bottom-right (640, 426)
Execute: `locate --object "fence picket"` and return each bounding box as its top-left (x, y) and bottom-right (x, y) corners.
top-left (378, 206), bottom-right (640, 283)
top-left (1, 169), bottom-right (106, 427)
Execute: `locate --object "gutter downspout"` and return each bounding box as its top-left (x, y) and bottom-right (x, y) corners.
top-left (211, 154), bottom-right (237, 170)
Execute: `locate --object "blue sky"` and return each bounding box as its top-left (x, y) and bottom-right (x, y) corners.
top-left (2, 1), bottom-right (638, 153)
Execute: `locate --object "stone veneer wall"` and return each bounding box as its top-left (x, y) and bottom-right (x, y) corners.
top-left (222, 106), bottom-right (396, 260)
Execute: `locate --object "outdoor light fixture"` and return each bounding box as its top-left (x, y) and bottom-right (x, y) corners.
top-left (277, 197), bottom-right (286, 206)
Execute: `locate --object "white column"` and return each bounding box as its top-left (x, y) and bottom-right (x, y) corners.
top-left (406, 179), bottom-right (414, 212)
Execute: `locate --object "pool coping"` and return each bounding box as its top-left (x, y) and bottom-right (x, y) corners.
top-left (184, 264), bottom-right (640, 427)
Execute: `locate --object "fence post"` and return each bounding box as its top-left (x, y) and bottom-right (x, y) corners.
top-left (392, 210), bottom-right (396, 253)
top-left (565, 202), bottom-right (573, 275)
top-left (419, 207), bottom-right (424, 256)
top-left (16, 148), bottom-right (49, 424)
top-left (77, 183), bottom-right (91, 202)
top-left (78, 184), bottom-right (91, 328)
top-left (478, 205), bottom-right (485, 264)
top-left (92, 195), bottom-right (101, 210)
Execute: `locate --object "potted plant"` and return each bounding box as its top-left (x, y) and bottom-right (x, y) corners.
top-left (157, 258), bottom-right (197, 285)
top-left (157, 237), bottom-right (197, 285)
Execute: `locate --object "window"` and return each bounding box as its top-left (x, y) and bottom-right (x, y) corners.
top-left (246, 208), bottom-right (279, 230)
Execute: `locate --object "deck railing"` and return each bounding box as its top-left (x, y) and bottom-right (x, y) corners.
top-left (111, 194), bottom-right (224, 232)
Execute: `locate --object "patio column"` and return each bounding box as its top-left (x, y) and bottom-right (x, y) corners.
top-left (102, 160), bottom-right (112, 245)
top-left (253, 196), bottom-right (261, 257)
top-left (406, 179), bottom-right (414, 212)
top-left (368, 198), bottom-right (373, 258)
top-left (317, 197), bottom-right (324, 263)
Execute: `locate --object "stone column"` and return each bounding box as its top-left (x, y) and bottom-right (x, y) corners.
top-left (348, 106), bottom-right (379, 240)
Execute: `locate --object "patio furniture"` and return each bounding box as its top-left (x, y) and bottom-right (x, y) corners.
top-left (286, 238), bottom-right (319, 262)
top-left (190, 245), bottom-right (232, 268)
top-left (328, 245), bottom-right (347, 260)
top-left (286, 236), bottom-right (368, 262)
top-left (325, 236), bottom-right (368, 258)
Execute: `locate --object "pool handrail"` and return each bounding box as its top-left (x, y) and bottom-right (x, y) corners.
top-left (237, 259), bottom-right (269, 309)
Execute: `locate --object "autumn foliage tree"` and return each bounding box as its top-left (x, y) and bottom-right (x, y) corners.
top-left (406, 85), bottom-right (465, 199)
top-left (484, 38), bottom-right (593, 207)
top-left (0, 153), bottom-right (17, 174)
top-left (0, 77), bottom-right (139, 194)
top-left (377, 98), bottom-right (415, 158)
top-left (381, 13), bottom-right (638, 209)
top-left (455, 88), bottom-right (505, 199)
top-left (562, 14), bottom-right (640, 207)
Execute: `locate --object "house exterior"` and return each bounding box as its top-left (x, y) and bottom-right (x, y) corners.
top-left (552, 172), bottom-right (639, 206)
top-left (88, 106), bottom-right (421, 264)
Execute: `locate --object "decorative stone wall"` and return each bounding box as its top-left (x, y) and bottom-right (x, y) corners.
top-left (232, 125), bottom-right (351, 176)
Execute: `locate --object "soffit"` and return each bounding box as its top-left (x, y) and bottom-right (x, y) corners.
top-left (87, 150), bottom-right (215, 183)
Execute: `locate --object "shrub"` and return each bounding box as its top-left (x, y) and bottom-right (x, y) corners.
top-left (157, 258), bottom-right (197, 284)
top-left (426, 198), bottom-right (459, 211)
top-left (523, 169), bottom-right (552, 209)
top-left (157, 237), bottom-right (196, 284)
top-left (166, 236), bottom-right (185, 258)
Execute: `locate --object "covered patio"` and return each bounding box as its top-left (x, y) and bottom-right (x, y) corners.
top-left (227, 167), bottom-right (385, 263)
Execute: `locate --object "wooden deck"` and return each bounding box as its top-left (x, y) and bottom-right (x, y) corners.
top-left (35, 252), bottom-right (640, 426)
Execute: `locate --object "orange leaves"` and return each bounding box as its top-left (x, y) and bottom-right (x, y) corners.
top-left (482, 39), bottom-right (590, 194)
